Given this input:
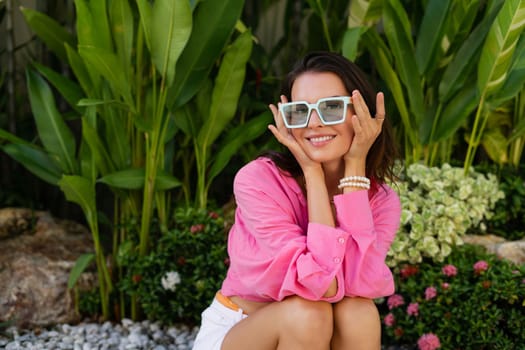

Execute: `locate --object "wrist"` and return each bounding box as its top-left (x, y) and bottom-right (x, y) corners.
top-left (344, 158), bottom-right (366, 176)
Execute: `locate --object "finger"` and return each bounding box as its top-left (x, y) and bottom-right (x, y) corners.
top-left (375, 92), bottom-right (386, 121)
top-left (351, 90), bottom-right (372, 120)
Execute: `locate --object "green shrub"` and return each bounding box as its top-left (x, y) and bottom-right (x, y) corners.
top-left (119, 207), bottom-right (229, 326)
top-left (387, 163), bottom-right (504, 266)
top-left (380, 244), bottom-right (525, 350)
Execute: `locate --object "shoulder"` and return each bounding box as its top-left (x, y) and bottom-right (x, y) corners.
top-left (235, 157), bottom-right (289, 186)
top-left (370, 182), bottom-right (401, 211)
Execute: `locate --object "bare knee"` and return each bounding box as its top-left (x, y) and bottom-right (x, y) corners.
top-left (332, 297), bottom-right (380, 350)
top-left (279, 296), bottom-right (333, 346)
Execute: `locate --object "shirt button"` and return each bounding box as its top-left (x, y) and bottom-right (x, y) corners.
top-left (338, 237), bottom-right (345, 244)
top-left (334, 257), bottom-right (341, 264)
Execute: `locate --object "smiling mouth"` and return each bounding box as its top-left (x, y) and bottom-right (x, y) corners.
top-left (308, 135), bottom-right (335, 143)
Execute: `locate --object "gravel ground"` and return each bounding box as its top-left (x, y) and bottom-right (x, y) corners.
top-left (0, 319), bottom-right (198, 350)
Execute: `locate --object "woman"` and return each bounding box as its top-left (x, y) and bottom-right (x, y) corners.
top-left (193, 51), bottom-right (401, 350)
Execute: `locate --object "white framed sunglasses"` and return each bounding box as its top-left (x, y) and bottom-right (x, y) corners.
top-left (279, 96), bottom-right (352, 128)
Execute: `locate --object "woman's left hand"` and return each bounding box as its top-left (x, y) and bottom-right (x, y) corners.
top-left (344, 90), bottom-right (386, 162)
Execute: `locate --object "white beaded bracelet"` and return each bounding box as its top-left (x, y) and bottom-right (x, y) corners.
top-left (338, 181), bottom-right (371, 190)
top-left (339, 175), bottom-right (370, 185)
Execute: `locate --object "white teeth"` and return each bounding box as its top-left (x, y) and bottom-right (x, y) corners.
top-left (309, 136), bottom-right (334, 142)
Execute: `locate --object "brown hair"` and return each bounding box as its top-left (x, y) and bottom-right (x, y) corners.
top-left (263, 51), bottom-right (397, 185)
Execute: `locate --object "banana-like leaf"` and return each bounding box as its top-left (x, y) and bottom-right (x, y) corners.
top-left (2, 143), bottom-right (62, 185)
top-left (150, 0), bottom-right (192, 85)
top-left (383, 0), bottom-right (425, 120)
top-left (362, 30), bottom-right (414, 142)
top-left (110, 0), bottom-right (134, 70)
top-left (59, 175), bottom-right (97, 232)
top-left (478, 0), bottom-right (525, 98)
top-left (68, 253), bottom-right (95, 289)
top-left (74, 0), bottom-right (111, 50)
top-left (32, 62), bottom-right (84, 114)
top-left (169, 0), bottom-right (245, 108)
top-left (81, 119), bottom-right (115, 176)
top-left (432, 83), bottom-right (478, 141)
top-left (26, 69), bottom-right (78, 174)
top-left (348, 0), bottom-right (382, 27)
top-left (21, 7), bottom-right (76, 63)
top-left (136, 0), bottom-right (153, 52)
top-left (509, 116), bottom-right (525, 142)
top-left (197, 30), bottom-right (253, 148)
top-left (65, 44), bottom-right (95, 95)
top-left (481, 129), bottom-right (509, 164)
top-left (98, 168), bottom-right (181, 190)
top-left (208, 111), bottom-right (271, 181)
top-left (78, 46), bottom-right (134, 108)
top-left (102, 103), bottom-right (131, 169)
top-left (415, 0), bottom-right (451, 75)
top-left (491, 33), bottom-right (525, 105)
top-left (438, 8), bottom-right (497, 103)
top-left (342, 27), bottom-right (362, 61)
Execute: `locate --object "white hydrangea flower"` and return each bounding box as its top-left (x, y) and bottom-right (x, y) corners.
top-left (161, 271), bottom-right (181, 292)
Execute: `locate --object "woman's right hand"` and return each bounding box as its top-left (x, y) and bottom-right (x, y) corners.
top-left (268, 95), bottom-right (322, 173)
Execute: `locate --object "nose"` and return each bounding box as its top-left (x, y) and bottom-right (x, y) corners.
top-left (307, 109), bottom-right (323, 128)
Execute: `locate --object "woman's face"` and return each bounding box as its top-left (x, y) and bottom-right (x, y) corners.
top-left (289, 71), bottom-right (354, 166)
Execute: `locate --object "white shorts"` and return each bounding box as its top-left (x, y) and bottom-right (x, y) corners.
top-left (192, 297), bottom-right (248, 350)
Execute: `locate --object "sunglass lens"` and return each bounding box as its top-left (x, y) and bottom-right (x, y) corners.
top-left (319, 100), bottom-right (345, 122)
top-left (283, 103), bottom-right (309, 126)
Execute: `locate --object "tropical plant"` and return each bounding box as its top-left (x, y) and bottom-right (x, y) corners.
top-left (344, 0), bottom-right (525, 170)
top-left (0, 0), bottom-right (257, 320)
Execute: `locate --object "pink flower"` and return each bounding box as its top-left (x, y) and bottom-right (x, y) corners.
top-left (407, 302), bottom-right (419, 316)
top-left (425, 286), bottom-right (437, 300)
top-left (383, 313), bottom-right (395, 327)
top-left (208, 211), bottom-right (219, 219)
top-left (417, 333), bottom-right (441, 350)
top-left (190, 224), bottom-right (205, 234)
top-left (473, 260), bottom-right (489, 274)
top-left (387, 294), bottom-right (405, 309)
top-left (441, 282), bottom-right (450, 290)
top-left (441, 264), bottom-right (457, 277)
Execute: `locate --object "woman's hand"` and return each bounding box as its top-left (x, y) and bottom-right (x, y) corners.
top-left (344, 90), bottom-right (386, 163)
top-left (268, 95), bottom-right (322, 173)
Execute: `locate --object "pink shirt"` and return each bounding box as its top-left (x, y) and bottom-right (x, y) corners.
top-left (221, 157), bottom-right (401, 303)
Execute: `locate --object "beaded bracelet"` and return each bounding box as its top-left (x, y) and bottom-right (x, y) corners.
top-left (339, 175), bottom-right (370, 185)
top-left (337, 181), bottom-right (371, 190)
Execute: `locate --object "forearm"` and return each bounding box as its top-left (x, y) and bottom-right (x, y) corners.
top-left (303, 167), bottom-right (335, 227)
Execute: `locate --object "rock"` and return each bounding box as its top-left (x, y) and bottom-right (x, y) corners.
top-left (463, 233), bottom-right (525, 265)
top-left (0, 208), bottom-right (95, 328)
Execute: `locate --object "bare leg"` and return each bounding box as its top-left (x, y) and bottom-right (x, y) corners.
top-left (222, 296), bottom-right (333, 350)
top-left (331, 297), bottom-right (381, 350)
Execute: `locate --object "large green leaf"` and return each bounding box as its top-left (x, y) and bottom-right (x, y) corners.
top-left (2, 143), bottom-right (62, 185)
top-left (136, 0), bottom-right (153, 52)
top-left (150, 0), bottom-right (192, 85)
top-left (98, 168), bottom-right (181, 190)
top-left (438, 7), bottom-right (498, 103)
top-left (415, 0), bottom-right (451, 75)
top-left (383, 0), bottom-right (425, 120)
top-left (81, 118), bottom-right (115, 176)
top-left (32, 62), bottom-right (84, 114)
top-left (110, 0), bottom-right (134, 70)
top-left (478, 0), bottom-right (525, 98)
top-left (21, 7), bottom-right (76, 63)
top-left (68, 253), bottom-right (95, 289)
top-left (197, 30), bottom-right (253, 148)
top-left (26, 69), bottom-right (77, 174)
top-left (74, 0), bottom-right (111, 50)
top-left (59, 175), bottom-right (97, 231)
top-left (169, 0), bottom-right (244, 108)
top-left (348, 0), bottom-right (383, 28)
top-left (65, 44), bottom-right (95, 95)
top-left (491, 33), bottom-right (525, 105)
top-left (209, 111), bottom-right (271, 180)
top-left (78, 46), bottom-right (134, 108)
top-left (432, 83), bottom-right (478, 141)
